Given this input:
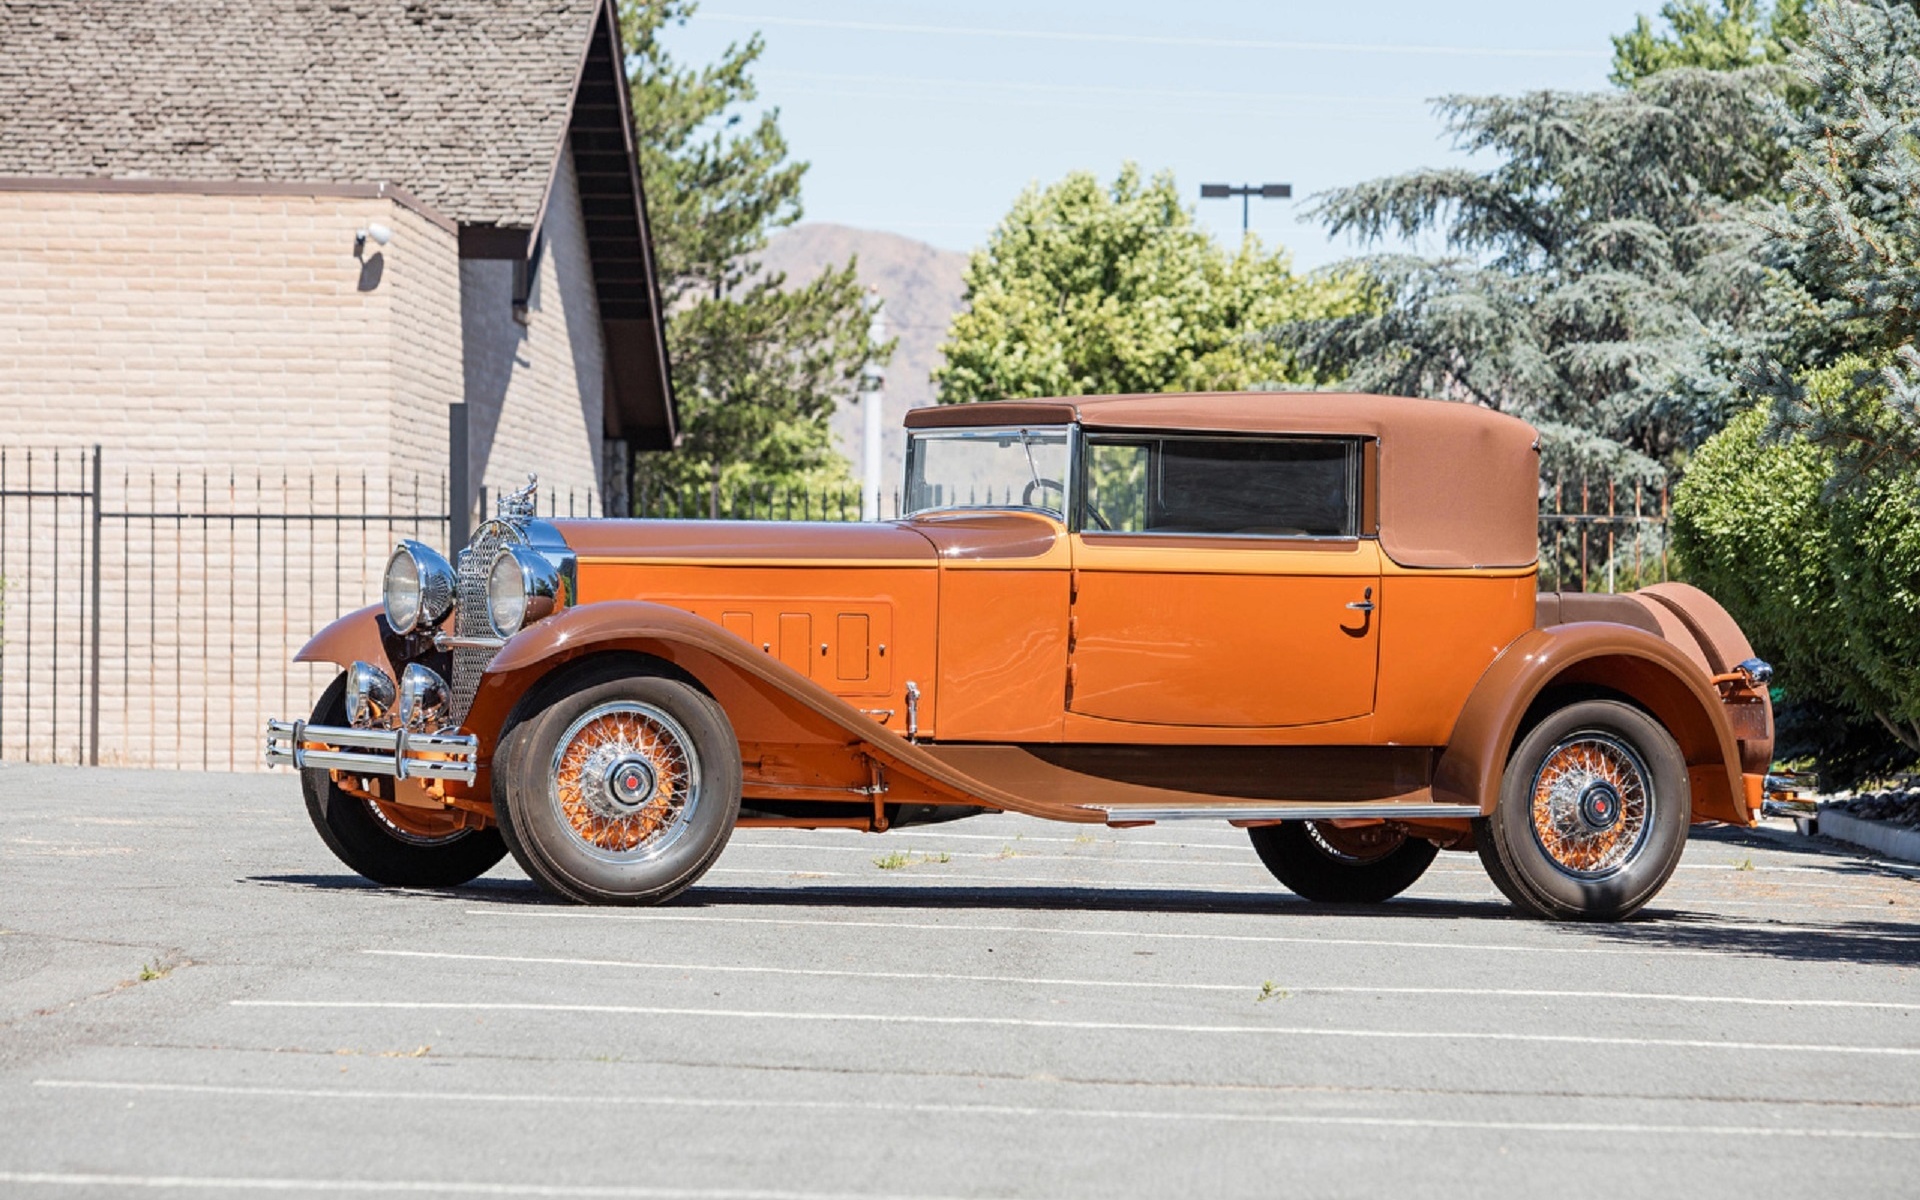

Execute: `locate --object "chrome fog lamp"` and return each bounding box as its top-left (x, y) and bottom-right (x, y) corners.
top-left (344, 660), bottom-right (396, 728)
top-left (395, 663), bottom-right (452, 733)
top-left (383, 540), bottom-right (456, 634)
top-left (486, 544), bottom-right (562, 637)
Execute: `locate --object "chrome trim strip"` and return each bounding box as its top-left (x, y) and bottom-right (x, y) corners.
top-left (264, 719), bottom-right (479, 784)
top-left (1092, 802), bottom-right (1482, 824)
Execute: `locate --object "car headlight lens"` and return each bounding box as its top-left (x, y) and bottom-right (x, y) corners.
top-left (486, 545), bottom-right (562, 638)
top-left (383, 540), bottom-right (455, 634)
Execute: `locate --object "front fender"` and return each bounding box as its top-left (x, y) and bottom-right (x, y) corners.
top-left (1434, 623), bottom-right (1751, 824)
top-left (466, 601), bottom-right (1066, 820)
top-left (293, 603), bottom-right (393, 679)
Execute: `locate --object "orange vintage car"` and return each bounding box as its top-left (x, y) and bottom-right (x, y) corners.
top-left (268, 393), bottom-right (1774, 921)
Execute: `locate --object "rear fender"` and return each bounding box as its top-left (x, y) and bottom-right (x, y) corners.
top-left (1434, 623), bottom-right (1751, 825)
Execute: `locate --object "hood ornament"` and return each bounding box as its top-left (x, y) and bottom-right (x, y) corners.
top-left (497, 474), bottom-right (539, 522)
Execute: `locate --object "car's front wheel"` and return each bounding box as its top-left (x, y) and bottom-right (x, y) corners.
top-left (496, 664), bottom-right (742, 905)
top-left (1476, 699), bottom-right (1688, 921)
top-left (1248, 820), bottom-right (1438, 903)
top-left (301, 672), bottom-right (508, 888)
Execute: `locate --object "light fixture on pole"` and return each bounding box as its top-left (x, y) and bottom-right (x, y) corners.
top-left (1199, 182), bottom-right (1292, 234)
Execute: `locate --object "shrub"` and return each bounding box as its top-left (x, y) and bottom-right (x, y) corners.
top-left (1674, 390), bottom-right (1920, 785)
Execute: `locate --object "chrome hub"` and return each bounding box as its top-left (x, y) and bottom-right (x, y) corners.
top-left (604, 756), bottom-right (658, 812)
top-left (1577, 780), bottom-right (1623, 832)
top-left (576, 745), bottom-right (661, 820)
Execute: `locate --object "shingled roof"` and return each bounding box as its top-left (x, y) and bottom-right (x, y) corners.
top-left (1, 0), bottom-right (594, 227)
top-left (0, 0), bottom-right (677, 447)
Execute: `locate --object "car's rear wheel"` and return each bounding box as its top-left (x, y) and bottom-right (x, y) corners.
top-left (496, 665), bottom-right (741, 905)
top-left (301, 672), bottom-right (508, 888)
top-left (1248, 820), bottom-right (1438, 903)
top-left (1477, 699), bottom-right (1688, 921)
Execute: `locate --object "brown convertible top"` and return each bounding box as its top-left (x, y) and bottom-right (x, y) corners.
top-left (904, 393), bottom-right (1541, 570)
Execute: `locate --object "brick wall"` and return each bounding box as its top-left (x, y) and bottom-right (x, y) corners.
top-left (0, 180), bottom-right (611, 768)
top-left (0, 188), bottom-right (443, 478)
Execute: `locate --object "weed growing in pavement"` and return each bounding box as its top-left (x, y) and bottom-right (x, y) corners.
top-left (1735, 858), bottom-right (1755, 871)
top-left (1256, 981), bottom-right (1289, 1003)
top-left (874, 851), bottom-right (910, 870)
top-left (1074, 832), bottom-right (1097, 845)
top-left (873, 850), bottom-right (951, 870)
top-left (995, 844), bottom-right (1022, 859)
top-left (136, 961), bottom-right (170, 982)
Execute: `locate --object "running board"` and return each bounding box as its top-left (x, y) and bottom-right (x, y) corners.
top-left (1092, 802), bottom-right (1482, 826)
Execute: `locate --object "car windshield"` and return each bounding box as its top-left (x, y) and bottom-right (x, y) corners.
top-left (904, 428), bottom-right (1071, 517)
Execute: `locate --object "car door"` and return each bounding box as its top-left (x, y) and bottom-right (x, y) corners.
top-left (1067, 433), bottom-right (1381, 728)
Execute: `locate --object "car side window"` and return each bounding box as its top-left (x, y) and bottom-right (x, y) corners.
top-left (1081, 435), bottom-right (1358, 537)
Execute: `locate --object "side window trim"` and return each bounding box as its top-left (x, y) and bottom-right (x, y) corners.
top-left (1074, 430), bottom-right (1366, 542)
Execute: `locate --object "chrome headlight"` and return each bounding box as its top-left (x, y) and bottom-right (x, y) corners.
top-left (485, 544), bottom-right (562, 638)
top-left (383, 540), bottom-right (456, 634)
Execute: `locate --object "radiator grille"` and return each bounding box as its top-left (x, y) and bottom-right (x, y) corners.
top-left (451, 520), bottom-right (523, 723)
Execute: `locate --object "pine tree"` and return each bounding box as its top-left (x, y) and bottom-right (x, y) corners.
top-left (620, 1), bottom-right (886, 501)
top-left (1277, 68), bottom-right (1784, 479)
top-left (1749, 0), bottom-right (1920, 478)
top-left (1610, 0), bottom-right (1811, 85)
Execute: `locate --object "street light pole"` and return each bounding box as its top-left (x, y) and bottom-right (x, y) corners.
top-left (1200, 182), bottom-right (1293, 234)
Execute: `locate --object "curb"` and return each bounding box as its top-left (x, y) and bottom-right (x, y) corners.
top-left (1816, 806), bottom-right (1920, 866)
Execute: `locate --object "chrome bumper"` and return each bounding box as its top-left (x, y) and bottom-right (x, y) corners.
top-left (264, 719), bottom-right (479, 784)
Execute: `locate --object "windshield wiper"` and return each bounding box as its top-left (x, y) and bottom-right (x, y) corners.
top-left (1017, 429), bottom-right (1042, 495)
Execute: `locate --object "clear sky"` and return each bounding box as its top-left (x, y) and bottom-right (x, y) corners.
top-left (663, 1), bottom-right (1660, 269)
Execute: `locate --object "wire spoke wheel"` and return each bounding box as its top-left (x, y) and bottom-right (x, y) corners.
top-left (549, 701), bottom-right (702, 864)
top-left (1527, 732), bottom-right (1652, 880)
top-left (1480, 699), bottom-right (1687, 922)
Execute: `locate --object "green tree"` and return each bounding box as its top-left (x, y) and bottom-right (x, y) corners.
top-left (933, 165), bottom-right (1357, 404)
top-left (1277, 69), bottom-right (1784, 479)
top-left (1610, 0), bottom-right (1811, 85)
top-left (1748, 0), bottom-right (1920, 480)
top-left (620, 1), bottom-right (885, 498)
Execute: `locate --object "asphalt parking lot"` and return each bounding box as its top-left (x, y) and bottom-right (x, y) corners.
top-left (2, 763), bottom-right (1918, 1199)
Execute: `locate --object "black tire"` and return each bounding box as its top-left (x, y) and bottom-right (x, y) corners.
top-left (1477, 699), bottom-right (1688, 922)
top-left (495, 664), bottom-right (742, 905)
top-left (1248, 820), bottom-right (1439, 903)
top-left (300, 673), bottom-right (508, 888)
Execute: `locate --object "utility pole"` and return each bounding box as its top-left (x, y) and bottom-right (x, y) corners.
top-left (859, 288), bottom-right (885, 521)
top-left (1200, 182), bottom-right (1293, 233)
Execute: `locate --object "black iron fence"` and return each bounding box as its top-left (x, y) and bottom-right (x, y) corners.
top-left (0, 448), bottom-right (592, 769)
top-left (0, 447), bottom-right (1671, 769)
top-left (634, 480), bottom-right (893, 522)
top-left (1538, 475), bottom-right (1671, 594)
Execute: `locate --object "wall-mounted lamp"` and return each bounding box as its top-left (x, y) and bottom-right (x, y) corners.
top-left (354, 223), bottom-right (393, 253)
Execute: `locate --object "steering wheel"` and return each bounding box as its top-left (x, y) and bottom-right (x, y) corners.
top-left (1084, 500), bottom-right (1113, 530)
top-left (1022, 477), bottom-right (1065, 509)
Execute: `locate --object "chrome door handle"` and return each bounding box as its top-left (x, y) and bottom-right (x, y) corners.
top-left (1345, 600), bottom-right (1375, 612)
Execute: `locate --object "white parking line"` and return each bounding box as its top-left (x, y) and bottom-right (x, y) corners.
top-left (468, 909), bottom-right (1879, 959)
top-left (29, 1081), bottom-right (1920, 1141)
top-left (363, 949), bottom-right (1920, 1010)
top-left (0, 1171), bottom-right (949, 1199)
top-left (228, 1000), bottom-right (1920, 1057)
